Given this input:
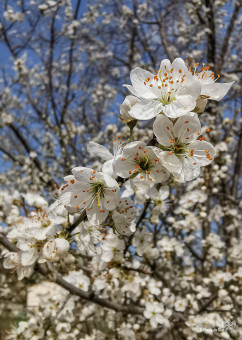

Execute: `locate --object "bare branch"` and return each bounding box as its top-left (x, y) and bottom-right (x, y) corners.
top-left (217, 2), bottom-right (241, 73)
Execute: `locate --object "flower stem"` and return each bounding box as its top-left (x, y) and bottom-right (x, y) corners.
top-left (127, 119), bottom-right (137, 143)
top-left (130, 126), bottom-right (134, 142)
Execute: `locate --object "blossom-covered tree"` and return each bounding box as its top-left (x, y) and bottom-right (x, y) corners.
top-left (0, 0), bottom-right (241, 339)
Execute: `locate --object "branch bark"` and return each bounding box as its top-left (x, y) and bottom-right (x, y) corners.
top-left (217, 2), bottom-right (241, 73)
top-left (231, 124), bottom-right (242, 199)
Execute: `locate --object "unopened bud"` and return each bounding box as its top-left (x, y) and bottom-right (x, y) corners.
top-left (194, 96), bottom-right (208, 114)
top-left (119, 95), bottom-right (139, 122)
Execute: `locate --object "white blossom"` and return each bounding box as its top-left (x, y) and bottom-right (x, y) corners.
top-left (144, 301), bottom-right (166, 328)
top-left (59, 167), bottom-right (120, 224)
top-left (153, 114), bottom-right (215, 182)
top-left (124, 58), bottom-right (201, 119)
top-left (113, 141), bottom-right (170, 184)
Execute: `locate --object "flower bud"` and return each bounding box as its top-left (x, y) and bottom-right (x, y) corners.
top-left (55, 238), bottom-right (70, 256)
top-left (194, 96), bottom-right (208, 114)
top-left (119, 95), bottom-right (139, 122)
top-left (43, 238), bottom-right (70, 262)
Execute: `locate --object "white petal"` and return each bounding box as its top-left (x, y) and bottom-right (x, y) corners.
top-left (115, 224), bottom-right (134, 236)
top-left (51, 215), bottom-right (67, 224)
top-left (122, 141), bottom-right (146, 153)
top-left (129, 99), bottom-right (164, 120)
top-left (113, 155), bottom-right (136, 178)
top-left (17, 265), bottom-right (33, 280)
top-left (179, 73), bottom-right (201, 99)
top-left (123, 84), bottom-right (139, 97)
top-left (188, 140), bottom-right (216, 166)
top-left (156, 314), bottom-right (165, 324)
top-left (101, 173), bottom-right (120, 191)
top-left (159, 186), bottom-right (170, 200)
top-left (113, 197), bottom-right (135, 226)
top-left (150, 318), bottom-right (158, 328)
top-left (55, 238), bottom-right (70, 255)
top-left (63, 174), bottom-right (74, 182)
top-left (120, 95), bottom-right (140, 120)
top-left (148, 187), bottom-right (159, 200)
top-left (103, 190), bottom-right (118, 210)
top-left (161, 152), bottom-right (182, 173)
top-left (72, 167), bottom-right (94, 183)
top-left (171, 58), bottom-right (187, 76)
top-left (102, 159), bottom-right (116, 178)
top-left (163, 95), bottom-right (196, 118)
top-left (172, 57), bottom-right (186, 68)
top-left (121, 180), bottom-right (135, 198)
top-left (159, 59), bottom-right (171, 76)
top-left (21, 249), bottom-right (39, 266)
top-left (63, 188), bottom-right (93, 210)
top-left (58, 191), bottom-right (71, 206)
top-left (201, 81), bottom-right (234, 101)
top-left (174, 158), bottom-right (201, 182)
top-left (88, 141), bottom-right (113, 161)
top-left (17, 238), bottom-right (33, 251)
top-left (3, 253), bottom-right (19, 269)
top-left (150, 161), bottom-right (170, 183)
top-left (173, 115), bottom-right (201, 143)
top-left (86, 204), bottom-right (109, 225)
top-left (153, 114), bottom-right (174, 145)
top-left (130, 67), bottom-right (158, 99)
top-left (31, 224), bottom-right (57, 240)
top-left (144, 310), bottom-right (152, 319)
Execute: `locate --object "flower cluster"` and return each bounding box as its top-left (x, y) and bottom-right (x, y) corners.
top-left (1, 57), bottom-right (237, 338)
top-left (59, 57), bottom-right (232, 228)
top-left (3, 206), bottom-right (70, 279)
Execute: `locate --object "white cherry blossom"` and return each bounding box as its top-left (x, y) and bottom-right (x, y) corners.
top-left (112, 197), bottom-right (136, 236)
top-left (191, 63), bottom-right (234, 101)
top-left (72, 221), bottom-right (103, 255)
top-left (65, 270), bottom-right (90, 292)
top-left (153, 114), bottom-right (216, 182)
top-left (148, 279), bottom-right (162, 296)
top-left (16, 236), bottom-right (47, 266)
top-left (148, 185), bottom-right (170, 223)
top-left (3, 251), bottom-right (34, 280)
top-left (144, 301), bottom-right (166, 328)
top-left (174, 297), bottom-right (188, 312)
top-left (6, 209), bottom-right (67, 267)
top-left (59, 167), bottom-right (120, 224)
top-left (149, 185), bottom-right (169, 212)
top-left (15, 318), bottom-right (44, 340)
top-left (101, 229), bottom-right (125, 262)
top-left (7, 210), bottom-right (64, 242)
top-left (113, 141), bottom-right (170, 184)
top-left (132, 227), bottom-right (152, 257)
top-left (121, 179), bottom-right (151, 204)
top-left (124, 58), bottom-right (201, 119)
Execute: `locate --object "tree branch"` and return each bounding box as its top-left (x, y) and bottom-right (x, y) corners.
top-left (231, 124), bottom-right (242, 199)
top-left (217, 2), bottom-right (241, 73)
top-left (68, 210), bottom-right (87, 234)
top-left (60, 0), bottom-right (82, 124)
top-left (185, 242), bottom-right (204, 262)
